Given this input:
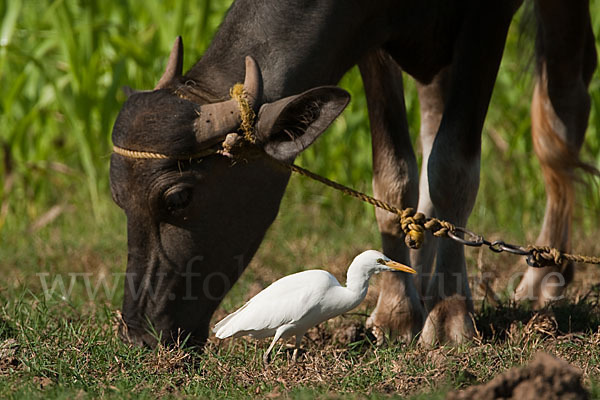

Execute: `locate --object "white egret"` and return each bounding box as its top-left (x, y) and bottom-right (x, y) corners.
top-left (213, 250), bottom-right (416, 363)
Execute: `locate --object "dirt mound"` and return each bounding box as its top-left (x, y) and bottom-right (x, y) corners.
top-left (447, 352), bottom-right (588, 400)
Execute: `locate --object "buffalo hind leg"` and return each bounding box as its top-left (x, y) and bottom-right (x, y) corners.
top-left (514, 0), bottom-right (597, 307)
top-left (359, 49), bottom-right (424, 344)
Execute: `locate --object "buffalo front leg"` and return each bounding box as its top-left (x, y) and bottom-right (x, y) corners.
top-left (514, 0), bottom-right (597, 307)
top-left (419, 1), bottom-right (518, 346)
top-left (412, 67), bottom-right (450, 297)
top-left (359, 49), bottom-right (424, 344)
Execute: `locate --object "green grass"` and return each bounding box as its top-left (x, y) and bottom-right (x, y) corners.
top-left (2, 181), bottom-right (600, 398)
top-left (2, 269), bottom-right (600, 398)
top-left (2, 0), bottom-right (600, 398)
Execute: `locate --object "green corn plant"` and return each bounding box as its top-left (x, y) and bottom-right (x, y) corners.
top-left (0, 0), bottom-right (599, 242)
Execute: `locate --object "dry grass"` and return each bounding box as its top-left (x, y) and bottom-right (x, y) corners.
top-left (2, 196), bottom-right (600, 398)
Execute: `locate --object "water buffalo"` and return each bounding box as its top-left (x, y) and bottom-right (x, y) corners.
top-left (110, 0), bottom-right (597, 347)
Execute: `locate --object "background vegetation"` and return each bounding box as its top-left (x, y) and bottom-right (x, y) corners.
top-left (1, 0), bottom-right (600, 235)
top-left (1, 0), bottom-right (600, 398)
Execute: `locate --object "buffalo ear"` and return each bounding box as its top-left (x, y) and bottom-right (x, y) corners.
top-left (255, 87), bottom-right (350, 162)
top-left (155, 36), bottom-right (184, 90)
top-left (122, 86), bottom-right (152, 98)
top-left (122, 86), bottom-right (138, 98)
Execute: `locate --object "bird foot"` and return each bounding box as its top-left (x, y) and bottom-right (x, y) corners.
top-left (263, 352), bottom-right (271, 365)
top-left (418, 295), bottom-right (474, 347)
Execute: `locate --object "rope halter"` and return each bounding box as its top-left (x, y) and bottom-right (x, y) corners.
top-left (113, 83), bottom-right (256, 161)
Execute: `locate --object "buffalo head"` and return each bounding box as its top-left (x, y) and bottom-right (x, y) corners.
top-left (110, 38), bottom-right (350, 347)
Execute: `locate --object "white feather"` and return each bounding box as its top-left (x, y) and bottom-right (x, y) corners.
top-left (212, 250), bottom-right (415, 362)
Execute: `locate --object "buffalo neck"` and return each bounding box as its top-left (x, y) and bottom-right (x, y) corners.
top-left (185, 0), bottom-right (391, 102)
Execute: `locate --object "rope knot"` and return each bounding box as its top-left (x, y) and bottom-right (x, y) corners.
top-left (399, 208), bottom-right (426, 249)
top-left (423, 218), bottom-right (455, 238)
top-left (527, 245), bottom-right (565, 268)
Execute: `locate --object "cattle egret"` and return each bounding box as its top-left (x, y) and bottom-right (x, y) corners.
top-left (213, 250), bottom-right (416, 363)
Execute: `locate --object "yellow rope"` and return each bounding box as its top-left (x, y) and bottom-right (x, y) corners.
top-left (287, 163), bottom-right (450, 249)
top-left (230, 83), bottom-right (256, 144)
top-left (287, 162), bottom-right (600, 267)
top-left (112, 145), bottom-right (219, 160)
top-left (111, 85), bottom-right (600, 268)
top-left (526, 245), bottom-right (600, 268)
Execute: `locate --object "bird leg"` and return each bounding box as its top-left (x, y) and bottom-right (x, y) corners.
top-left (292, 334), bottom-right (304, 363)
top-left (263, 338), bottom-right (277, 365)
top-left (263, 329), bottom-right (284, 365)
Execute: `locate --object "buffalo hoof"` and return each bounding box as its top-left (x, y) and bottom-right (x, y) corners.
top-left (418, 295), bottom-right (474, 347)
top-left (366, 274), bottom-right (425, 345)
top-left (513, 263), bottom-right (572, 309)
top-left (118, 323), bottom-right (157, 348)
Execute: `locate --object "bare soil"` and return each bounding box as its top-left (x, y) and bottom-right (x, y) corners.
top-left (447, 352), bottom-right (588, 400)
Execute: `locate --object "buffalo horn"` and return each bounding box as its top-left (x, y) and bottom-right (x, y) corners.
top-left (155, 36), bottom-right (184, 90)
top-left (194, 56), bottom-right (263, 144)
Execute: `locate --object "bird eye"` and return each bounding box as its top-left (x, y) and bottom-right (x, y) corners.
top-left (376, 258), bottom-right (385, 264)
top-left (163, 186), bottom-right (193, 212)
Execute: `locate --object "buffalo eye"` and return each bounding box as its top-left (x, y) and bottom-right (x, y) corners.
top-left (163, 185), bottom-right (193, 212)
